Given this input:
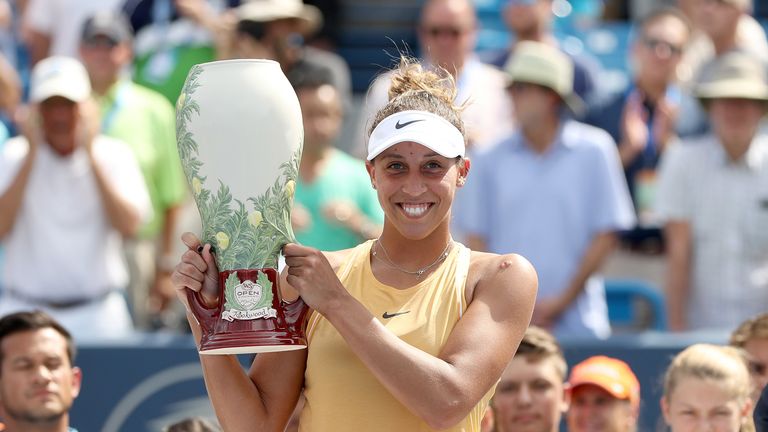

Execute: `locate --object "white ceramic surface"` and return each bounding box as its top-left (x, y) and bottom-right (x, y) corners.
top-left (177, 59), bottom-right (303, 271)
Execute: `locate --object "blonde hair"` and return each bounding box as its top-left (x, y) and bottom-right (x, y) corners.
top-left (514, 325), bottom-right (568, 379)
top-left (663, 344), bottom-right (754, 432)
top-left (730, 313), bottom-right (768, 348)
top-left (368, 57), bottom-right (466, 143)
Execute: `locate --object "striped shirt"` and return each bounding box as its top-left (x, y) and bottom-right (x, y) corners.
top-left (656, 135), bottom-right (768, 330)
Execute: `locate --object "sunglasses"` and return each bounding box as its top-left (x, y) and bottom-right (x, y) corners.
top-left (702, 0), bottom-right (737, 6)
top-left (423, 26), bottom-right (467, 38)
top-left (749, 360), bottom-right (767, 376)
top-left (641, 37), bottom-right (684, 57)
top-left (82, 37), bottom-right (119, 49)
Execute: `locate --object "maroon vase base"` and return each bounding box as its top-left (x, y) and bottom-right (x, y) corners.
top-left (199, 333), bottom-right (307, 355)
top-left (188, 268), bottom-right (310, 355)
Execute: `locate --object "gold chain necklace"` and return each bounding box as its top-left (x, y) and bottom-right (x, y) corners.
top-left (372, 239), bottom-right (453, 279)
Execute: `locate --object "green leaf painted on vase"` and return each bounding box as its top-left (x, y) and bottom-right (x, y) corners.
top-left (223, 272), bottom-right (241, 311)
top-left (255, 272), bottom-right (274, 310)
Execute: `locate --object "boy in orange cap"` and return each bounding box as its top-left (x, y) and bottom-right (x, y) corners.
top-left (566, 356), bottom-right (640, 432)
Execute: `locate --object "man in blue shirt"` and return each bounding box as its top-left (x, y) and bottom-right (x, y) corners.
top-left (456, 41), bottom-right (635, 338)
top-left (585, 7), bottom-right (705, 252)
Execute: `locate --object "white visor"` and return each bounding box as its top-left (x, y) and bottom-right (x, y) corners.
top-left (367, 110), bottom-right (465, 161)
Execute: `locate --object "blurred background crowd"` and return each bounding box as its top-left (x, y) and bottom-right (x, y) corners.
top-left (0, 0), bottom-right (767, 429)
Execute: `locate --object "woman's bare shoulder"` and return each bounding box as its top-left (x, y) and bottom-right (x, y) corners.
top-left (466, 250), bottom-right (538, 303)
top-left (470, 250), bottom-right (535, 277)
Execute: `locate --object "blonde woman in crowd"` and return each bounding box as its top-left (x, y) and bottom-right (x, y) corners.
top-left (662, 344), bottom-right (755, 432)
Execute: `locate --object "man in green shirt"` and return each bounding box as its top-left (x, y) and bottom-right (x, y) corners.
top-left (79, 11), bottom-right (188, 329)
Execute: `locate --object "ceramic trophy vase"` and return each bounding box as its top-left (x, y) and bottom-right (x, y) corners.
top-left (176, 59), bottom-right (309, 354)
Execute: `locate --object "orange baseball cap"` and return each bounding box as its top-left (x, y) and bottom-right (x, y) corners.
top-left (566, 356), bottom-right (641, 409)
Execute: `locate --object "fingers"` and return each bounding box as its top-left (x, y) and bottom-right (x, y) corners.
top-left (282, 242), bottom-right (317, 257)
top-left (177, 261), bottom-right (206, 283)
top-left (200, 243), bottom-right (219, 277)
top-left (171, 266), bottom-right (204, 292)
top-left (283, 244), bottom-right (326, 270)
top-left (182, 248), bottom-right (208, 273)
top-left (182, 232), bottom-right (202, 250)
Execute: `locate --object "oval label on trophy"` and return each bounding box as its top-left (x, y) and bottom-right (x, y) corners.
top-left (236, 280), bottom-right (261, 309)
top-left (222, 272), bottom-right (277, 322)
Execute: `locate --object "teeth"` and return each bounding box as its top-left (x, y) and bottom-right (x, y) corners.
top-left (402, 203), bottom-right (429, 217)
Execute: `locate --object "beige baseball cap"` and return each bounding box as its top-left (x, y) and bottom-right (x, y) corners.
top-left (504, 41), bottom-right (585, 115)
top-left (29, 56), bottom-right (91, 103)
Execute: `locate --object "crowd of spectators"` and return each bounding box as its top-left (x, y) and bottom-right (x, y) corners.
top-left (0, 0), bottom-right (766, 428)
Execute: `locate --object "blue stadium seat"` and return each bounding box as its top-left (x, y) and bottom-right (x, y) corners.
top-left (336, 3), bottom-right (420, 93)
top-left (605, 279), bottom-right (668, 332)
top-left (557, 21), bottom-right (633, 95)
top-left (472, 0), bottom-right (503, 13)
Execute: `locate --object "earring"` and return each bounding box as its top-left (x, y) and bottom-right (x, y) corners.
top-left (457, 177), bottom-right (466, 186)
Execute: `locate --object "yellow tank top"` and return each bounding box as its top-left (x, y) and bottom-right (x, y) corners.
top-left (299, 240), bottom-right (494, 432)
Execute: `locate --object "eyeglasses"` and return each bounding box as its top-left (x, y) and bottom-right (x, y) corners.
top-left (641, 37), bottom-right (684, 57)
top-left (82, 37), bottom-right (119, 49)
top-left (749, 360), bottom-right (767, 376)
top-left (702, 0), bottom-right (737, 6)
top-left (422, 26), bottom-right (467, 39)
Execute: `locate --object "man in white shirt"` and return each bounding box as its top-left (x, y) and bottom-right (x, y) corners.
top-left (359, 0), bottom-right (514, 154)
top-left (0, 56), bottom-right (151, 339)
top-left (22, 0), bottom-right (123, 64)
top-left (656, 51), bottom-right (768, 331)
top-left (677, 0), bottom-right (768, 85)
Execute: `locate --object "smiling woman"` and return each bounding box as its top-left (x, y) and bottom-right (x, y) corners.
top-left (172, 56), bottom-right (538, 432)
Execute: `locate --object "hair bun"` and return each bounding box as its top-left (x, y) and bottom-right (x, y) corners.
top-left (387, 57), bottom-right (461, 112)
top-left (368, 56), bottom-right (466, 141)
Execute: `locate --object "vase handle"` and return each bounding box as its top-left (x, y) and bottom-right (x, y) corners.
top-left (283, 296), bottom-right (310, 333)
top-left (187, 289), bottom-right (218, 336)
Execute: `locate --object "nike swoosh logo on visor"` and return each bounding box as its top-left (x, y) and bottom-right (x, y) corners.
top-left (395, 119), bottom-right (425, 129)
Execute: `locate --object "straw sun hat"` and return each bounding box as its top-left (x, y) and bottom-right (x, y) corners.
top-left (695, 51), bottom-right (768, 105)
top-left (236, 0), bottom-right (322, 35)
top-left (503, 41), bottom-right (585, 115)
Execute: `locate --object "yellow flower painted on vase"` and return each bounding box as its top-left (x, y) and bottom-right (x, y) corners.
top-left (248, 210), bottom-right (263, 228)
top-left (176, 93), bottom-right (186, 111)
top-left (285, 180), bottom-right (295, 199)
top-left (215, 232), bottom-right (230, 251)
top-left (192, 177), bottom-right (202, 195)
